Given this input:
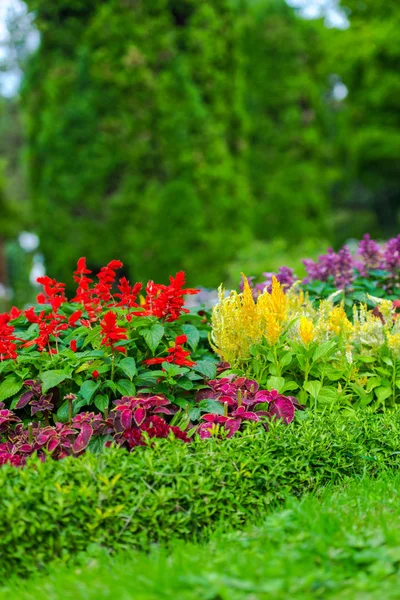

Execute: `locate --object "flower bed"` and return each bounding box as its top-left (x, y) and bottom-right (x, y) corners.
top-left (1, 235), bottom-right (400, 468)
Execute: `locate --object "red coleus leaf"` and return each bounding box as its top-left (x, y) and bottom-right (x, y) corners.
top-left (120, 408), bottom-right (132, 430)
top-left (133, 407), bottom-right (146, 426)
top-left (47, 437), bottom-right (60, 453)
top-left (73, 422), bottom-right (94, 454)
top-left (269, 397), bottom-right (295, 424)
top-left (224, 419), bottom-right (242, 438)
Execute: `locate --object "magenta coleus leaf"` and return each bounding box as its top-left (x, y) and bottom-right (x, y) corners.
top-left (120, 408), bottom-right (132, 430)
top-left (133, 407), bottom-right (146, 426)
top-left (269, 397), bottom-right (295, 424)
top-left (16, 391), bottom-right (35, 410)
top-left (73, 422), bottom-right (93, 454)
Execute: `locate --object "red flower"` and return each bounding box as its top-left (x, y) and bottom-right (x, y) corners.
top-left (143, 334), bottom-right (196, 368)
top-left (0, 313), bottom-right (18, 361)
top-left (113, 277), bottom-right (142, 311)
top-left (68, 310), bottom-right (82, 327)
top-left (74, 257), bottom-right (92, 276)
top-left (92, 370), bottom-right (100, 379)
top-left (70, 340), bottom-right (77, 352)
top-left (100, 311), bottom-right (128, 350)
top-left (9, 307), bottom-right (22, 320)
top-left (138, 271), bottom-right (199, 322)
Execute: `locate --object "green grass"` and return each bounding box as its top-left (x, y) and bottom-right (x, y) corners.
top-left (4, 473), bottom-right (400, 599)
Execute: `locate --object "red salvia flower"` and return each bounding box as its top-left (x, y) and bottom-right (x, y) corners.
top-left (100, 311), bottom-right (128, 350)
top-left (143, 334), bottom-right (196, 368)
top-left (138, 271), bottom-right (199, 322)
top-left (0, 313), bottom-right (19, 361)
top-left (70, 340), bottom-right (78, 352)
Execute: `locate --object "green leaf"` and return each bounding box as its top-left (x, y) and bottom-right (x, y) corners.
top-left (313, 341), bottom-right (336, 362)
top-left (118, 357), bottom-right (137, 380)
top-left (87, 435), bottom-right (113, 454)
top-left (115, 379), bottom-right (136, 397)
top-left (267, 376), bottom-right (286, 393)
top-left (304, 380), bottom-right (323, 399)
top-left (375, 386), bottom-right (392, 403)
top-left (0, 377), bottom-right (23, 402)
top-left (141, 324), bottom-right (165, 354)
top-left (199, 399), bottom-right (224, 415)
top-left (40, 370), bottom-right (71, 393)
top-left (162, 362), bottom-right (189, 378)
top-left (279, 353), bottom-right (293, 368)
top-left (193, 360), bottom-right (217, 380)
top-left (177, 379), bottom-right (194, 391)
top-left (94, 394), bottom-right (109, 411)
top-left (80, 380), bottom-right (100, 403)
top-left (181, 324), bottom-right (200, 352)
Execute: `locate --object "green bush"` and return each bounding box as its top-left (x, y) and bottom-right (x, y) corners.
top-left (1, 409), bottom-right (400, 577)
top-left (4, 473), bottom-right (400, 599)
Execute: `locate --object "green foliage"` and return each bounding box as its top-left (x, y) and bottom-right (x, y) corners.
top-left (21, 0), bottom-right (334, 288)
top-left (4, 473), bottom-right (400, 599)
top-left (0, 410), bottom-right (400, 577)
top-left (329, 0), bottom-right (400, 239)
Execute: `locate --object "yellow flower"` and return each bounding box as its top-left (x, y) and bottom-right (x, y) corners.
top-left (265, 312), bottom-right (281, 346)
top-left (387, 332), bottom-right (400, 355)
top-left (299, 317), bottom-right (315, 345)
top-left (328, 306), bottom-right (353, 337)
top-left (258, 276), bottom-right (287, 323)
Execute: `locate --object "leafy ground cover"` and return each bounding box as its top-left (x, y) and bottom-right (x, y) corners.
top-left (0, 410), bottom-right (399, 578)
top-left (3, 472), bottom-right (400, 599)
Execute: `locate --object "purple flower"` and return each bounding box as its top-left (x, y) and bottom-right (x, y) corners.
top-left (262, 266), bottom-right (296, 293)
top-left (303, 247), bottom-right (354, 289)
top-left (383, 235), bottom-right (400, 274)
top-left (335, 246), bottom-right (354, 288)
top-left (357, 234), bottom-right (383, 274)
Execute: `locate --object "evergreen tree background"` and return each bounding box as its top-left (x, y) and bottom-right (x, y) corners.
top-left (0, 0), bottom-right (399, 294)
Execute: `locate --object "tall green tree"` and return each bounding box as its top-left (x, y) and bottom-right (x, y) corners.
top-left (23, 0), bottom-right (253, 287)
top-left (331, 0), bottom-right (400, 237)
top-left (244, 0), bottom-right (334, 240)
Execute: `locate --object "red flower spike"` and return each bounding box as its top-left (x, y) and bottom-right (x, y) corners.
top-left (99, 311), bottom-right (128, 349)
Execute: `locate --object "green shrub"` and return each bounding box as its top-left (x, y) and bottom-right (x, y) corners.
top-left (4, 473), bottom-right (400, 599)
top-left (1, 410), bottom-right (400, 577)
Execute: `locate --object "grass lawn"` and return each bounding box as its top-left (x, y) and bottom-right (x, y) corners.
top-left (3, 472), bottom-right (400, 600)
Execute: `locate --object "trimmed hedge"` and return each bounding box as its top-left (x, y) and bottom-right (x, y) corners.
top-left (1, 410), bottom-right (400, 577)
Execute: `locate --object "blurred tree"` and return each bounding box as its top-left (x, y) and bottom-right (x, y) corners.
top-left (22, 0), bottom-right (337, 288)
top-left (244, 0), bottom-right (335, 241)
top-left (22, 0), bottom-right (254, 287)
top-left (331, 0), bottom-right (400, 238)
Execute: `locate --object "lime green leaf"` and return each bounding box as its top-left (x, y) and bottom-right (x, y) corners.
top-left (304, 380), bottom-right (323, 399)
top-left (313, 341), bottom-right (336, 362)
top-left (0, 377), bottom-right (23, 402)
top-left (267, 376), bottom-right (286, 393)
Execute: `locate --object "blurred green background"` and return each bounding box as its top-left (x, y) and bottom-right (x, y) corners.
top-left (0, 0), bottom-right (399, 305)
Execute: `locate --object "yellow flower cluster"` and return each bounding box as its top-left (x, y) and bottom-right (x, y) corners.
top-left (211, 277), bottom-right (400, 365)
top-left (211, 275), bottom-right (288, 365)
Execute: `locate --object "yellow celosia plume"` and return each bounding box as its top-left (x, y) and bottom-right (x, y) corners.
top-left (211, 275), bottom-right (288, 365)
top-left (299, 316), bottom-right (315, 345)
